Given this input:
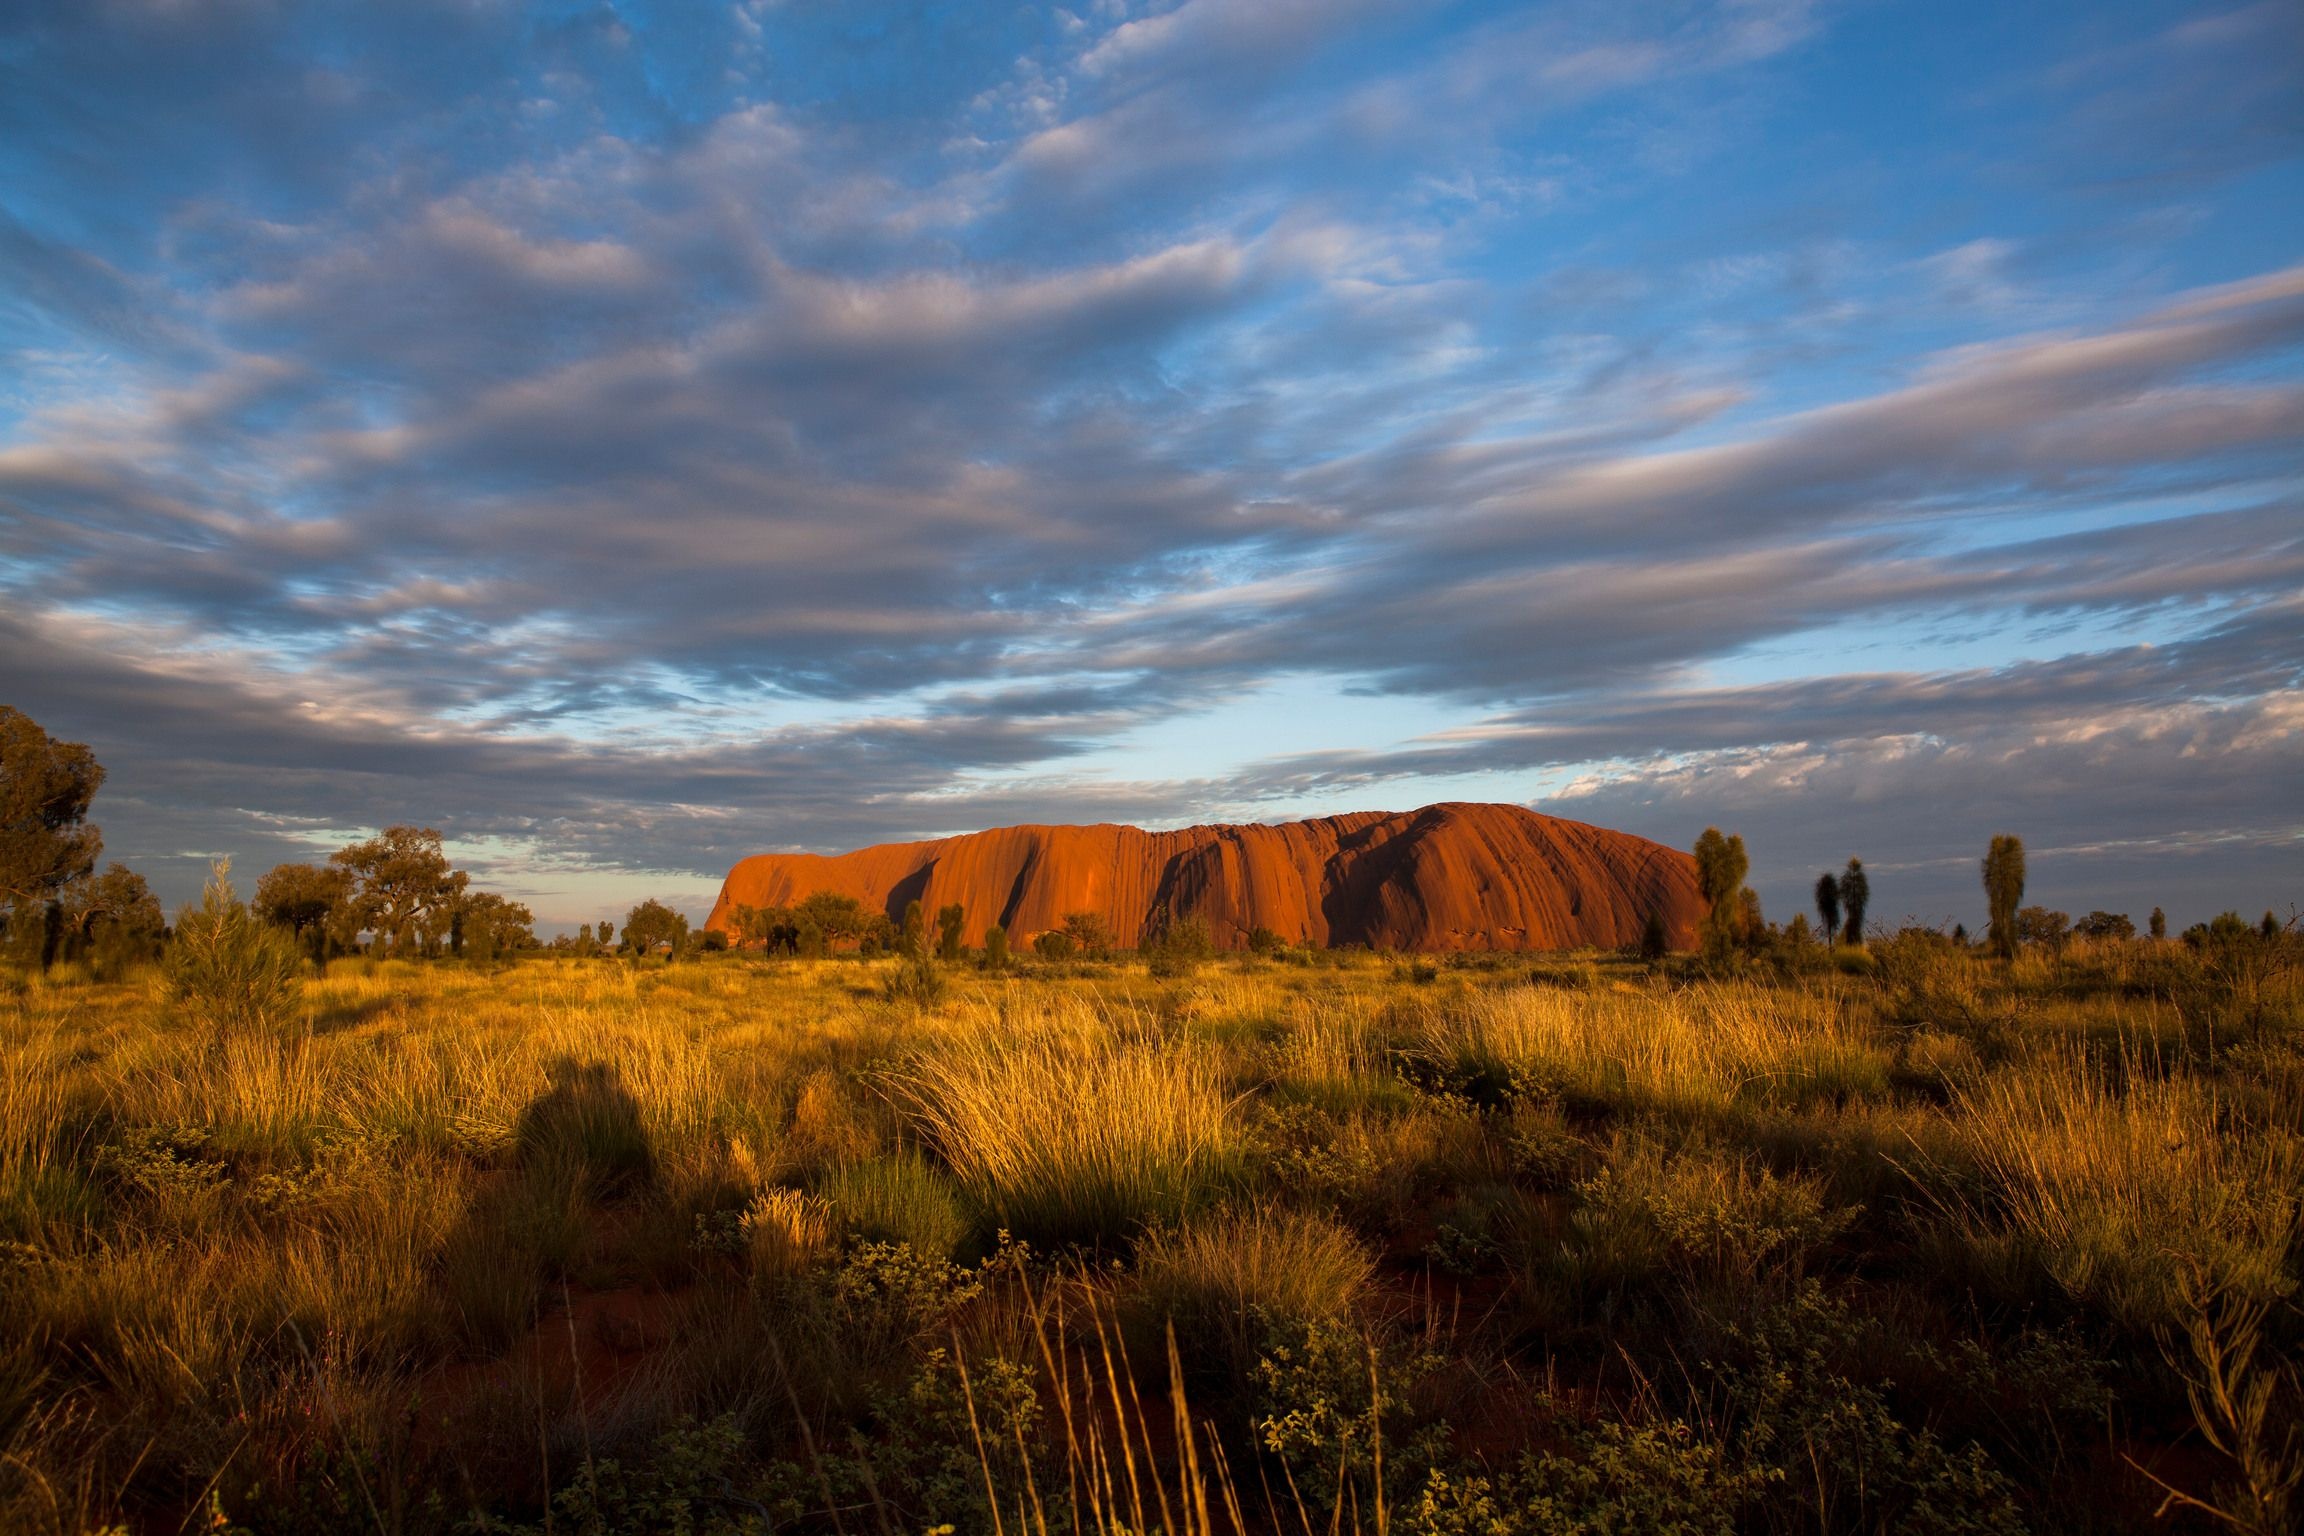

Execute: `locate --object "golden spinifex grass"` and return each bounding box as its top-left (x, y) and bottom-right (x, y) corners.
top-left (898, 1001), bottom-right (1245, 1242)
top-left (0, 933), bottom-right (2295, 1535)
top-left (1945, 1049), bottom-right (2301, 1331)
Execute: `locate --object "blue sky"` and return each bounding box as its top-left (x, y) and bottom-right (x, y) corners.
top-left (2, 0), bottom-right (2298, 932)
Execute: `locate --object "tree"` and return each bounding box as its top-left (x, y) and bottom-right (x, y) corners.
top-left (1839, 858), bottom-right (1869, 948)
top-left (741, 906), bottom-right (806, 953)
top-left (331, 826), bottom-right (467, 958)
top-left (1033, 929), bottom-right (1077, 961)
top-left (2073, 911), bottom-right (2135, 942)
top-left (455, 891), bottom-right (535, 961)
top-left (2187, 912), bottom-right (2255, 949)
top-left (63, 862), bottom-right (160, 943)
top-left (1145, 915), bottom-right (1214, 971)
top-left (2149, 907), bottom-right (2166, 941)
top-left (1692, 827), bottom-right (1749, 962)
top-left (1737, 888), bottom-right (1766, 949)
top-left (597, 919), bottom-right (614, 951)
top-left (1813, 873), bottom-right (1841, 947)
top-left (1, 706), bottom-right (105, 969)
top-left (623, 898), bottom-right (688, 959)
top-left (900, 899), bottom-right (927, 960)
top-left (63, 863), bottom-right (165, 974)
top-left (727, 903), bottom-right (769, 950)
top-left (983, 922), bottom-right (1010, 970)
top-left (1982, 835), bottom-right (2025, 959)
top-left (1059, 911), bottom-right (1115, 959)
top-left (1638, 908), bottom-right (1670, 962)
top-left (1247, 926), bottom-right (1285, 956)
top-left (255, 862), bottom-right (354, 957)
top-left (2015, 906), bottom-right (2070, 951)
top-left (935, 902), bottom-right (966, 962)
top-left (795, 891), bottom-right (869, 948)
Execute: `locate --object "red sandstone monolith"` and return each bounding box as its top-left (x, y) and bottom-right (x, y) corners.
top-left (706, 802), bottom-right (1700, 952)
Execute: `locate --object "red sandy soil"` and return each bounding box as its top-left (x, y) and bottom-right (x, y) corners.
top-left (707, 801), bottom-right (1702, 953)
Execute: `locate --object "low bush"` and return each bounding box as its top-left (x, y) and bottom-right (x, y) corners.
top-left (1559, 1136), bottom-right (1856, 1300)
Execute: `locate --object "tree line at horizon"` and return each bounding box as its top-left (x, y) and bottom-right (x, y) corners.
top-left (4, 705), bottom-right (2288, 981)
top-left (1681, 824), bottom-right (2270, 969)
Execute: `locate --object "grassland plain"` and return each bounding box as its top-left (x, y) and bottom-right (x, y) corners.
top-left (0, 931), bottom-right (2297, 1535)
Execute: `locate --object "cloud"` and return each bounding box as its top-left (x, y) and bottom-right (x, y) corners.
top-left (1073, 278), bottom-right (2304, 699)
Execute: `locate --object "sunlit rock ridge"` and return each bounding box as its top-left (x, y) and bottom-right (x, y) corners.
top-left (707, 802), bottom-right (1702, 952)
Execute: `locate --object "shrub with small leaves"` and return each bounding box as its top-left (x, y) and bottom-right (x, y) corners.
top-left (1254, 1313), bottom-right (1450, 1504)
top-left (1707, 1284), bottom-right (2028, 1536)
top-left (884, 950), bottom-right (947, 1009)
top-left (468, 1414), bottom-right (768, 1536)
top-left (1408, 1416), bottom-right (1758, 1536)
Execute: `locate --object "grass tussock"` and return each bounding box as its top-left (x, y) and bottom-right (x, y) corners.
top-left (1132, 1206), bottom-right (1374, 1381)
top-left (1543, 1133), bottom-right (1857, 1317)
top-left (819, 1151), bottom-right (970, 1258)
top-left (1946, 1052), bottom-right (2302, 1332)
top-left (899, 1003), bottom-right (1244, 1243)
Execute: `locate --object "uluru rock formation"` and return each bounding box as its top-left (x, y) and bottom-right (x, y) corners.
top-left (706, 802), bottom-right (1701, 953)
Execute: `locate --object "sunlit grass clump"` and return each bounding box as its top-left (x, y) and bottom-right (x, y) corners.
top-left (899, 1000), bottom-right (1244, 1243)
top-left (1947, 1052), bottom-right (2302, 1332)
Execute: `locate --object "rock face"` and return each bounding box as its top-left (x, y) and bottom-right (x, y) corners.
top-left (706, 802), bottom-right (1701, 952)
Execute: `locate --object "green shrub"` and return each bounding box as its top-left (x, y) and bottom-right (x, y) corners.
top-left (1408, 1417), bottom-right (1755, 1536)
top-left (1253, 1313), bottom-right (1449, 1504)
top-left (1705, 1285), bottom-right (2027, 1536)
top-left (883, 951), bottom-right (946, 1010)
top-left (469, 1414), bottom-right (766, 1536)
top-left (1145, 916), bottom-right (1216, 977)
top-left (760, 1348), bottom-right (1039, 1536)
top-left (165, 861), bottom-right (304, 1042)
top-left (1563, 1138), bottom-right (1855, 1298)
